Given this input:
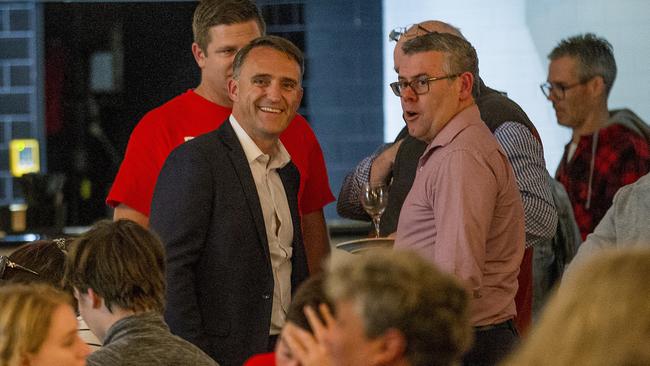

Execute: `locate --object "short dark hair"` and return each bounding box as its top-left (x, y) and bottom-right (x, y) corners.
top-left (401, 32), bottom-right (479, 99)
top-left (4, 240), bottom-right (67, 287)
top-left (192, 0), bottom-right (266, 52)
top-left (65, 220), bottom-right (166, 313)
top-left (548, 33), bottom-right (617, 95)
top-left (232, 35), bottom-right (304, 79)
top-left (286, 274), bottom-right (334, 332)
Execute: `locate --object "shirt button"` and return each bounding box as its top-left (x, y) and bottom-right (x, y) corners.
top-left (262, 294), bottom-right (271, 300)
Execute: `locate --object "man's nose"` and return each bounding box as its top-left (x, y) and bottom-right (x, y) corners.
top-left (400, 85), bottom-right (418, 101)
top-left (266, 82), bottom-right (283, 101)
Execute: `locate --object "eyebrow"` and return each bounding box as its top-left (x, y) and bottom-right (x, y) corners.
top-left (214, 45), bottom-right (237, 52)
top-left (398, 73), bottom-right (428, 80)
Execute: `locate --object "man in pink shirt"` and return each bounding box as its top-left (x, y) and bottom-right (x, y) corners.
top-left (392, 32), bottom-right (524, 365)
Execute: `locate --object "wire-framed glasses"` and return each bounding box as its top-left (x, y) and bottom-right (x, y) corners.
top-left (540, 81), bottom-right (588, 100)
top-left (390, 74), bottom-right (461, 96)
top-left (389, 24), bottom-right (432, 42)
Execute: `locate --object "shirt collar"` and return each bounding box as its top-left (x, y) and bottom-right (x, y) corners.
top-left (428, 104), bottom-right (481, 150)
top-left (229, 115), bottom-right (291, 168)
top-left (420, 104), bottom-right (482, 163)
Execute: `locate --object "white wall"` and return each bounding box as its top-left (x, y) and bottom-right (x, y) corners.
top-left (383, 0), bottom-right (650, 172)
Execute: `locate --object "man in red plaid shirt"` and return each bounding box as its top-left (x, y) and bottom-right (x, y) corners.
top-left (541, 33), bottom-right (650, 240)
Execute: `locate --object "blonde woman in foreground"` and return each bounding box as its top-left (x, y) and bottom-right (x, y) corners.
top-left (0, 283), bottom-right (89, 366)
top-left (502, 248), bottom-right (650, 366)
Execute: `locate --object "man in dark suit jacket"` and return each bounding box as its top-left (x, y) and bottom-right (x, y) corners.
top-left (150, 36), bottom-right (309, 366)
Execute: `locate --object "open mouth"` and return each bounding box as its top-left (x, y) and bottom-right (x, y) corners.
top-left (404, 111), bottom-right (418, 120)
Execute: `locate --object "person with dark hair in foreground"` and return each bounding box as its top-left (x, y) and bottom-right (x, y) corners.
top-left (244, 274), bottom-right (334, 366)
top-left (65, 220), bottom-right (217, 366)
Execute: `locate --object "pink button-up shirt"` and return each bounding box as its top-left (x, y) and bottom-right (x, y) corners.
top-left (395, 104), bottom-right (524, 326)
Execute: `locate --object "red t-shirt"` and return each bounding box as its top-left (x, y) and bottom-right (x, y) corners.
top-left (243, 352), bottom-right (276, 366)
top-left (107, 90), bottom-right (334, 216)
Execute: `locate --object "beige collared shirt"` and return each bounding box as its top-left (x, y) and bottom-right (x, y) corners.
top-left (229, 116), bottom-right (294, 335)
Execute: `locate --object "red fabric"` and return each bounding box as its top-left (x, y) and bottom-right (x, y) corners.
top-left (556, 124), bottom-right (649, 240)
top-left (514, 247), bottom-right (532, 335)
top-left (244, 352), bottom-right (276, 366)
top-left (107, 90), bottom-right (335, 216)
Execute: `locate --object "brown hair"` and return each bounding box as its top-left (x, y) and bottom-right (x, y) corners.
top-left (232, 35), bottom-right (304, 79)
top-left (286, 274), bottom-right (334, 332)
top-left (4, 239), bottom-right (67, 287)
top-left (192, 0), bottom-right (266, 52)
top-left (64, 219), bottom-right (166, 313)
top-left (0, 283), bottom-right (72, 366)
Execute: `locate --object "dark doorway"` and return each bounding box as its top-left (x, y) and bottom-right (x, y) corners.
top-left (44, 2), bottom-right (198, 225)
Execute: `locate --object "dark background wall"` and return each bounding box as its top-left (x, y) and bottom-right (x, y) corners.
top-left (304, 0), bottom-right (383, 218)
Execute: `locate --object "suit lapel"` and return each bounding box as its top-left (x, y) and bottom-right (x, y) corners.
top-left (279, 163), bottom-right (309, 283)
top-left (217, 121), bottom-right (271, 262)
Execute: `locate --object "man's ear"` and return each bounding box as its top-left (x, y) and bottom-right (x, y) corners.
top-left (458, 71), bottom-right (474, 101)
top-left (228, 78), bottom-right (240, 103)
top-left (588, 75), bottom-right (606, 99)
top-left (369, 328), bottom-right (407, 365)
top-left (86, 288), bottom-right (104, 309)
top-left (192, 42), bottom-right (207, 69)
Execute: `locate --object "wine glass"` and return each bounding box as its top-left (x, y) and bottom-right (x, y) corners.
top-left (360, 183), bottom-right (389, 238)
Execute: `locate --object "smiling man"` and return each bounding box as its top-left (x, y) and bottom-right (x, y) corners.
top-left (149, 36), bottom-right (309, 366)
top-left (392, 32), bottom-right (524, 365)
top-left (106, 0), bottom-right (333, 275)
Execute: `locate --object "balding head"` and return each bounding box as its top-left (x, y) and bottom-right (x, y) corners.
top-left (393, 20), bottom-right (465, 69)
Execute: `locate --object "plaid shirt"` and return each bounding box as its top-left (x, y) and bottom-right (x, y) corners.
top-left (556, 124), bottom-right (649, 240)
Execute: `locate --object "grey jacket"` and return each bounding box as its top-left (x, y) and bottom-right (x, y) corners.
top-left (87, 312), bottom-right (218, 366)
top-left (566, 172), bottom-right (650, 275)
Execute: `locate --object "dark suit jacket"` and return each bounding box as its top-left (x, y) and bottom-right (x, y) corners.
top-left (150, 120), bottom-right (309, 366)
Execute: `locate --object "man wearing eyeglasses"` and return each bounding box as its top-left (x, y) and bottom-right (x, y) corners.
top-left (543, 33), bottom-right (649, 241)
top-left (337, 20), bottom-right (556, 336)
top-left (390, 32), bottom-right (524, 366)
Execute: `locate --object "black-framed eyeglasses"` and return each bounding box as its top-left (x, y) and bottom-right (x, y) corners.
top-left (390, 74), bottom-right (461, 97)
top-left (540, 80), bottom-right (588, 100)
top-left (389, 24), bottom-right (432, 42)
top-left (0, 255), bottom-right (39, 279)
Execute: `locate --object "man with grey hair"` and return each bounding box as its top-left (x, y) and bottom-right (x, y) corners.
top-left (337, 20), bottom-right (556, 333)
top-left (284, 249), bottom-right (473, 366)
top-left (150, 36), bottom-right (309, 366)
top-left (543, 33), bottom-right (649, 241)
top-left (392, 32), bottom-right (524, 365)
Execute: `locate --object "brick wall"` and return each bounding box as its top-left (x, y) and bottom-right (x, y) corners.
top-left (0, 1), bottom-right (41, 205)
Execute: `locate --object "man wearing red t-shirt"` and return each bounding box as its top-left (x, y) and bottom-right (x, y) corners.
top-left (542, 33), bottom-right (649, 240)
top-left (107, 0), bottom-right (334, 273)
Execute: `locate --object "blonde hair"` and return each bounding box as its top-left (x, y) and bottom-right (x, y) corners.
top-left (502, 248), bottom-right (650, 366)
top-left (0, 283), bottom-right (72, 366)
